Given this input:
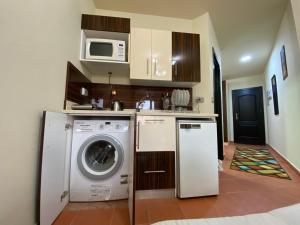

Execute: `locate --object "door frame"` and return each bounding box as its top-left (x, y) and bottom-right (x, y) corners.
top-left (212, 48), bottom-right (224, 160)
top-left (232, 86), bottom-right (266, 144)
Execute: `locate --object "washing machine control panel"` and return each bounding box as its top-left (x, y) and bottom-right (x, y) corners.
top-left (74, 120), bottom-right (129, 133)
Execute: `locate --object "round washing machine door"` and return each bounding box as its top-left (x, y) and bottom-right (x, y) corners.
top-left (77, 135), bottom-right (124, 180)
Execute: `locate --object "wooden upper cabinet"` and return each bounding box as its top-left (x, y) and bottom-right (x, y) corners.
top-left (81, 14), bottom-right (130, 33)
top-left (172, 32), bottom-right (200, 82)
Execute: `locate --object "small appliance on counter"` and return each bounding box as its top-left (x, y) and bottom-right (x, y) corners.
top-left (111, 100), bottom-right (124, 111)
top-left (91, 98), bottom-right (104, 109)
top-left (136, 100), bottom-right (155, 110)
top-left (71, 104), bottom-right (93, 110)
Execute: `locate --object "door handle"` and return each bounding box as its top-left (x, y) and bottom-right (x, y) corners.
top-left (235, 113), bottom-right (239, 120)
top-left (137, 121), bottom-right (140, 150)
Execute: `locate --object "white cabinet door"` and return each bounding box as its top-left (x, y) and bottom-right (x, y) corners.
top-left (39, 112), bottom-right (70, 225)
top-left (136, 116), bottom-right (176, 152)
top-left (130, 28), bottom-right (152, 80)
top-left (151, 29), bottom-right (172, 81)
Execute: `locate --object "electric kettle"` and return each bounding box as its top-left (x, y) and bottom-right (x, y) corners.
top-left (111, 101), bottom-right (124, 111)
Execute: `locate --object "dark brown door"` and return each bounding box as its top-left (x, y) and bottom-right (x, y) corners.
top-left (232, 87), bottom-right (265, 145)
top-left (172, 32), bottom-right (200, 82)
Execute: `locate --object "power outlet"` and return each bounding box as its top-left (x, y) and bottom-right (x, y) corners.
top-left (195, 97), bottom-right (204, 103)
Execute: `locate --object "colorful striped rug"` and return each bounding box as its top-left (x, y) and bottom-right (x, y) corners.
top-left (230, 147), bottom-right (291, 179)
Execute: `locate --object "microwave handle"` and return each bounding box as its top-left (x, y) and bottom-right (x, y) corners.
top-left (85, 41), bottom-right (91, 58)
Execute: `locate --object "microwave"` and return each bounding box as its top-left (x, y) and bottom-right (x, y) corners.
top-left (85, 38), bottom-right (126, 61)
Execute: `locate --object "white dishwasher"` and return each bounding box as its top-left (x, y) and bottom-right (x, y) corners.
top-left (177, 120), bottom-right (219, 198)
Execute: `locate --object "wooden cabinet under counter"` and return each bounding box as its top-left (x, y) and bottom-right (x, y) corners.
top-left (136, 151), bottom-right (175, 190)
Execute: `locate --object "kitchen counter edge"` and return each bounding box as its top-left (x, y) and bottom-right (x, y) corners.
top-left (62, 109), bottom-right (218, 118)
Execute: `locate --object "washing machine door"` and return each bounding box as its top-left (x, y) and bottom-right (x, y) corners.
top-left (77, 135), bottom-right (124, 180)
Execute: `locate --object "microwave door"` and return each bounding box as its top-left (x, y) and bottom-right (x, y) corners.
top-left (88, 42), bottom-right (114, 61)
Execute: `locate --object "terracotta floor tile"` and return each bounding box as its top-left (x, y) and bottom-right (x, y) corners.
top-left (135, 200), bottom-right (149, 225)
top-left (178, 197), bottom-right (218, 218)
top-left (111, 208), bottom-right (130, 225)
top-left (146, 199), bottom-right (184, 224)
top-left (71, 209), bottom-right (114, 225)
top-left (203, 194), bottom-right (248, 217)
top-left (52, 210), bottom-right (76, 225)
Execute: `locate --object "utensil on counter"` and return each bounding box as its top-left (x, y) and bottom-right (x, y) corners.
top-left (71, 104), bottom-right (93, 110)
top-left (111, 100), bottom-right (124, 111)
top-left (162, 93), bottom-right (171, 110)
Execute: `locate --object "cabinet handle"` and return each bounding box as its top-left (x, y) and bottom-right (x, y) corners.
top-left (146, 58), bottom-right (149, 75)
top-left (145, 119), bottom-right (165, 122)
top-left (235, 113), bottom-right (239, 120)
top-left (175, 63), bottom-right (178, 76)
top-left (137, 121), bottom-right (140, 149)
top-left (144, 170), bottom-right (166, 174)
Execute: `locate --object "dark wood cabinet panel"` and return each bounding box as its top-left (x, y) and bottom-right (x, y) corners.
top-left (64, 62), bottom-right (91, 108)
top-left (81, 14), bottom-right (130, 33)
top-left (136, 151), bottom-right (175, 190)
top-left (172, 32), bottom-right (200, 82)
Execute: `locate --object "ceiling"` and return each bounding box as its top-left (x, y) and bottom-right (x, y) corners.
top-left (93, 0), bottom-right (288, 79)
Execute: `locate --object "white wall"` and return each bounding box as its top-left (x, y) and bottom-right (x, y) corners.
top-left (192, 13), bottom-right (222, 113)
top-left (264, 1), bottom-right (300, 170)
top-left (225, 75), bottom-right (268, 142)
top-left (0, 0), bottom-right (94, 224)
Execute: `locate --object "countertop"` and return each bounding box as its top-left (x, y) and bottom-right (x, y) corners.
top-left (62, 109), bottom-right (218, 118)
top-left (62, 109), bottom-right (136, 116)
top-left (136, 110), bottom-right (218, 118)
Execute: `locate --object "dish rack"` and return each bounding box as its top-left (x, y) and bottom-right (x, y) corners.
top-left (171, 89), bottom-right (190, 111)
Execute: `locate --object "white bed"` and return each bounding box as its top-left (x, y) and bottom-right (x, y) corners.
top-left (152, 204), bottom-right (300, 225)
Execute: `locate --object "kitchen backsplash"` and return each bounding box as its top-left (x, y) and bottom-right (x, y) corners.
top-left (65, 62), bottom-right (192, 110)
top-left (89, 83), bottom-right (192, 109)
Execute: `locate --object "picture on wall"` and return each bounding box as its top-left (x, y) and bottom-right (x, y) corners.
top-left (280, 45), bottom-right (288, 80)
top-left (271, 75), bottom-right (279, 115)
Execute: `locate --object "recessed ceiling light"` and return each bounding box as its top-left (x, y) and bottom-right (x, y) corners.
top-left (240, 55), bottom-right (252, 63)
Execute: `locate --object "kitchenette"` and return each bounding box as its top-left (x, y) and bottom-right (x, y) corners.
top-left (38, 13), bottom-right (220, 225)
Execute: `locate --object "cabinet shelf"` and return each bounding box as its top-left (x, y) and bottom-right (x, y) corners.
top-left (80, 58), bottom-right (130, 74)
top-left (80, 58), bottom-right (129, 64)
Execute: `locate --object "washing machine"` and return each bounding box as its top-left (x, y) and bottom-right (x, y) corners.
top-left (70, 119), bottom-right (130, 202)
